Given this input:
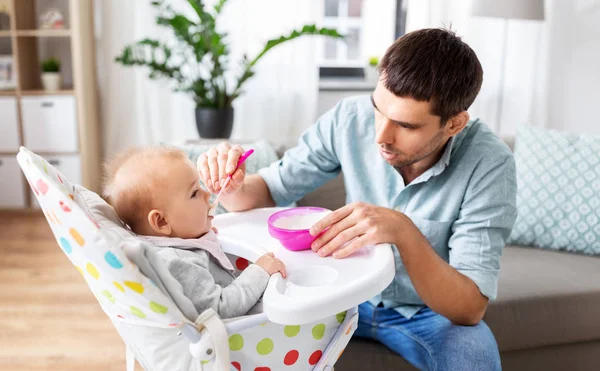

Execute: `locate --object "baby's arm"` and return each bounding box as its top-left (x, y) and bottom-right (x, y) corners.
top-left (166, 255), bottom-right (270, 318)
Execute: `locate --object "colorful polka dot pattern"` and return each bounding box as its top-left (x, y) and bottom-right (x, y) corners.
top-left (104, 252), bottom-right (123, 269)
top-left (256, 338), bottom-right (274, 355)
top-left (149, 302), bottom-right (168, 314)
top-left (309, 350), bottom-right (323, 365)
top-left (284, 350), bottom-right (299, 365)
top-left (225, 309), bottom-right (355, 370)
top-left (284, 325), bottom-right (300, 337)
top-left (69, 228), bottom-right (85, 246)
top-left (124, 281), bottom-right (144, 294)
top-left (312, 324), bottom-right (326, 340)
top-left (229, 334), bottom-right (244, 351)
top-left (86, 262), bottom-right (100, 280)
top-left (114, 282), bottom-right (125, 292)
top-left (130, 306), bottom-right (146, 318)
top-left (17, 148), bottom-right (182, 330)
top-left (235, 257), bottom-right (249, 271)
top-left (59, 237), bottom-right (72, 254)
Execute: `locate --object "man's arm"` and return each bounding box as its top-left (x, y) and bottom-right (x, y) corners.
top-left (394, 218), bottom-right (489, 325)
top-left (311, 156), bottom-right (517, 325)
top-left (399, 156), bottom-right (517, 325)
top-left (311, 205), bottom-right (489, 325)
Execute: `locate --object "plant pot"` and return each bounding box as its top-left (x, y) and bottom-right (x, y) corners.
top-left (365, 65), bottom-right (379, 84)
top-left (41, 72), bottom-right (61, 91)
top-left (195, 107), bottom-right (234, 139)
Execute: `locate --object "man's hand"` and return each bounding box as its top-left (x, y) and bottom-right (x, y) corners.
top-left (197, 142), bottom-right (247, 195)
top-left (309, 202), bottom-right (407, 259)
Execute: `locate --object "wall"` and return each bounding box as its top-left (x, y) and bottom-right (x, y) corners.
top-left (405, 0), bottom-right (600, 137)
top-left (546, 0), bottom-right (600, 135)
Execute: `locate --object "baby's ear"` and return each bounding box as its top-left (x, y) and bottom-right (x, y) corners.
top-left (148, 209), bottom-right (172, 236)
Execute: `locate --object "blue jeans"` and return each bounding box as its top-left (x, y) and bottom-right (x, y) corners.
top-left (354, 302), bottom-right (501, 371)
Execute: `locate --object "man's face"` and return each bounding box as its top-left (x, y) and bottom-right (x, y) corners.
top-left (372, 82), bottom-right (451, 169)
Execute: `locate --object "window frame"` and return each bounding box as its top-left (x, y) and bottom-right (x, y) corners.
top-left (319, 0), bottom-right (407, 78)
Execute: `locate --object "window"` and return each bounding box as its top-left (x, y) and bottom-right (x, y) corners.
top-left (321, 0), bottom-right (365, 67)
top-left (319, 0), bottom-right (407, 77)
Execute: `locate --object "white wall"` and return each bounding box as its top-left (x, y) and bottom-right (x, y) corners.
top-left (406, 0), bottom-right (600, 137)
top-left (546, 0), bottom-right (600, 136)
top-left (361, 0), bottom-right (397, 59)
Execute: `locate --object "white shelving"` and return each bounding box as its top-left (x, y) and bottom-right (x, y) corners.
top-left (0, 0), bottom-right (99, 209)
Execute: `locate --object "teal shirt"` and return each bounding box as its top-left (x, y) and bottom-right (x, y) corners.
top-left (258, 95), bottom-right (517, 318)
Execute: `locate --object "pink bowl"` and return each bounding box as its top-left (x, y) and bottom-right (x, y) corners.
top-left (268, 207), bottom-right (329, 251)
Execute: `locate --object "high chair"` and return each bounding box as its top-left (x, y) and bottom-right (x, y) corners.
top-left (16, 147), bottom-right (395, 370)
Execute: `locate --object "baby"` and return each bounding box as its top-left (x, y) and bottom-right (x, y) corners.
top-left (102, 147), bottom-right (286, 319)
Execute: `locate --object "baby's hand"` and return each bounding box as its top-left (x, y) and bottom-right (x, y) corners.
top-left (255, 252), bottom-right (287, 278)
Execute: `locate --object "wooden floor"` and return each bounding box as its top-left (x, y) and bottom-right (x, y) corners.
top-left (0, 211), bottom-right (142, 371)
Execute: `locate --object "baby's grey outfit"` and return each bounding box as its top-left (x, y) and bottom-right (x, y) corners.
top-left (140, 231), bottom-right (269, 319)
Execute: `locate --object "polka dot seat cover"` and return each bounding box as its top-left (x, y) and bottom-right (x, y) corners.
top-left (17, 147), bottom-right (188, 328)
top-left (16, 147), bottom-right (358, 371)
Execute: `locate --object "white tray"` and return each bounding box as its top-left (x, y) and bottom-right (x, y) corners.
top-left (214, 208), bottom-right (395, 325)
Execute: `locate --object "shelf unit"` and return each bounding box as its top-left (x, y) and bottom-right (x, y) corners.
top-left (0, 0), bottom-right (100, 209)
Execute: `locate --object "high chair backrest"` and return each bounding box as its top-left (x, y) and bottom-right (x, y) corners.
top-left (17, 147), bottom-right (188, 329)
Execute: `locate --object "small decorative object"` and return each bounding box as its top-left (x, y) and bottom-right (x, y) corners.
top-left (365, 56), bottom-right (379, 83)
top-left (0, 55), bottom-right (16, 90)
top-left (39, 8), bottom-right (65, 29)
top-left (40, 57), bottom-right (61, 91)
top-left (115, 0), bottom-right (342, 139)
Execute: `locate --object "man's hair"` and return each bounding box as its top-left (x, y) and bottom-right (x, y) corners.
top-left (102, 147), bottom-right (188, 229)
top-left (379, 28), bottom-right (483, 124)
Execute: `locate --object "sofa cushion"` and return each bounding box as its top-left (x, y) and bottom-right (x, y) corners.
top-left (336, 337), bottom-right (417, 371)
top-left (485, 245), bottom-right (600, 351)
top-left (508, 125), bottom-right (600, 255)
top-left (336, 245), bottom-right (600, 370)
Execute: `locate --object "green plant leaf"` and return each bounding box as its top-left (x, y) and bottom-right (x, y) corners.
top-left (251, 25), bottom-right (343, 68)
top-left (214, 0), bottom-right (228, 14)
top-left (41, 57), bottom-right (61, 72)
top-left (114, 3), bottom-right (342, 109)
top-left (230, 25), bottom-right (343, 99)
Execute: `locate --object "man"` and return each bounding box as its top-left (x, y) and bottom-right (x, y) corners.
top-left (198, 28), bottom-right (516, 370)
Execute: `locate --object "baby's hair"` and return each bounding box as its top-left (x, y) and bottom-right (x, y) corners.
top-left (102, 146), bottom-right (189, 229)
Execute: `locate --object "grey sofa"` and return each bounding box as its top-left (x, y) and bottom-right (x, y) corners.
top-left (288, 139), bottom-right (600, 371)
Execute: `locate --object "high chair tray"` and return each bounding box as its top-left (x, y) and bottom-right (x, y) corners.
top-left (214, 207), bottom-right (396, 325)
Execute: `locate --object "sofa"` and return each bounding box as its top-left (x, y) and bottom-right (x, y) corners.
top-left (286, 138), bottom-right (600, 371)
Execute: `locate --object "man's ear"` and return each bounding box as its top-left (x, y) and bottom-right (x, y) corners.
top-left (148, 209), bottom-right (172, 236)
top-left (446, 111), bottom-right (470, 137)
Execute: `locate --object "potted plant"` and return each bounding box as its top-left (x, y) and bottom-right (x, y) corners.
top-left (41, 57), bottom-right (61, 91)
top-left (115, 0), bottom-right (343, 139)
top-left (365, 56), bottom-right (379, 83)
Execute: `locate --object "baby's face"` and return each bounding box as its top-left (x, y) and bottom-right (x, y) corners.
top-left (159, 158), bottom-right (213, 239)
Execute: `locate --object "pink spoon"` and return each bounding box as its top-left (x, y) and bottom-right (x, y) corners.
top-left (206, 149), bottom-right (254, 216)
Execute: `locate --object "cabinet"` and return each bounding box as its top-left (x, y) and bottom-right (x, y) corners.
top-left (0, 156), bottom-right (26, 208)
top-left (22, 95), bottom-right (78, 152)
top-left (0, 0), bottom-right (99, 209)
top-left (0, 97), bottom-right (19, 151)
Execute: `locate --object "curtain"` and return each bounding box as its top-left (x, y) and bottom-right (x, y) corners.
top-left (405, 0), bottom-right (551, 137)
top-left (95, 0), bottom-right (322, 156)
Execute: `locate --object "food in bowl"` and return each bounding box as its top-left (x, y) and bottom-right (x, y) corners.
top-left (267, 207), bottom-right (331, 251)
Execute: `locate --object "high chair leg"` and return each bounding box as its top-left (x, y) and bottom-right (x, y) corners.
top-left (126, 345), bottom-right (135, 371)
